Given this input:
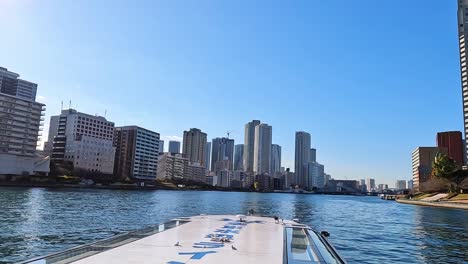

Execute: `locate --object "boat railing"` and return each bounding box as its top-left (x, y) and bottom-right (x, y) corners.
top-left (17, 219), bottom-right (190, 264)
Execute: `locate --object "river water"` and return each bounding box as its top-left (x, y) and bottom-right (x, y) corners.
top-left (0, 187), bottom-right (467, 264)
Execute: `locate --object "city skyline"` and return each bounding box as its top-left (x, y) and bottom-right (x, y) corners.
top-left (0, 1), bottom-right (463, 185)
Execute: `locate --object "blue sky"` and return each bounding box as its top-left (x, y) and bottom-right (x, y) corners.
top-left (0, 0), bottom-right (462, 186)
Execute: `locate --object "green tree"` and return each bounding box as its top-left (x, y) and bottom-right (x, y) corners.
top-left (432, 152), bottom-right (467, 193)
top-left (432, 152), bottom-right (457, 179)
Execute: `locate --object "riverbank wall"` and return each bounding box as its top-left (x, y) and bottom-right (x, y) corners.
top-left (396, 199), bottom-right (468, 210)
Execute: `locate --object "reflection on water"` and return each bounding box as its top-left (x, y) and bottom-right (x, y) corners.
top-left (0, 187), bottom-right (467, 264)
top-left (413, 206), bottom-right (468, 263)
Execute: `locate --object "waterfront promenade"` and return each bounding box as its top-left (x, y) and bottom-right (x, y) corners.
top-left (396, 198), bottom-right (468, 210)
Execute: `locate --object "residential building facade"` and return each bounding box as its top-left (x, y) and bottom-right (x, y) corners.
top-left (412, 147), bottom-right (441, 191)
top-left (395, 180), bottom-right (407, 190)
top-left (234, 144), bottom-right (244, 171)
top-left (253, 123), bottom-right (272, 174)
top-left (47, 109), bottom-right (115, 175)
top-left (0, 67), bottom-right (45, 175)
top-left (211, 137), bottom-right (234, 172)
top-left (159, 140), bottom-right (164, 153)
top-left (308, 162), bottom-right (325, 189)
top-left (366, 178), bottom-right (376, 191)
top-left (113, 126), bottom-right (160, 181)
top-left (168, 140), bottom-right (181, 154)
top-left (182, 128), bottom-right (207, 166)
top-left (156, 153), bottom-right (188, 180)
top-left (295, 131), bottom-right (311, 188)
top-left (270, 144), bottom-right (281, 175)
top-left (205, 142), bottom-right (211, 172)
top-left (243, 120), bottom-right (261, 173)
top-left (457, 2), bottom-right (468, 162)
top-left (0, 67), bottom-right (38, 101)
top-left (309, 148), bottom-right (316, 162)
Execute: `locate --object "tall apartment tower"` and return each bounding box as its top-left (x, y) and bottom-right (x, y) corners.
top-left (458, 1), bottom-right (468, 162)
top-left (211, 137), bottom-right (234, 171)
top-left (366, 178), bottom-right (376, 191)
top-left (308, 162), bottom-right (325, 189)
top-left (168, 140), bottom-right (181, 154)
top-left (436, 131), bottom-right (464, 166)
top-left (243, 120), bottom-right (261, 173)
top-left (182, 128), bottom-right (207, 166)
top-left (253, 123), bottom-right (272, 174)
top-left (0, 67), bottom-right (45, 175)
top-left (114, 126), bottom-right (160, 181)
top-left (309, 148), bottom-right (317, 162)
top-left (295, 131), bottom-right (311, 187)
top-left (46, 109), bottom-right (115, 175)
top-left (159, 140), bottom-right (164, 153)
top-left (270, 144), bottom-right (282, 175)
top-left (234, 144), bottom-right (244, 171)
top-left (205, 142), bottom-right (211, 172)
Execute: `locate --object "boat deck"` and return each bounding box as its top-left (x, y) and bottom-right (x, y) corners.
top-left (22, 214), bottom-right (345, 264)
top-left (72, 215), bottom-right (288, 264)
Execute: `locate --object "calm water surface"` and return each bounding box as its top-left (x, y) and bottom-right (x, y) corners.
top-left (0, 187), bottom-right (467, 264)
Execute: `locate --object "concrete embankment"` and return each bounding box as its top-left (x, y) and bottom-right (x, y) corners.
top-left (396, 199), bottom-right (468, 210)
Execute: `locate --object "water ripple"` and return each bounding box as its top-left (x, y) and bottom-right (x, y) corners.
top-left (0, 188), bottom-right (467, 263)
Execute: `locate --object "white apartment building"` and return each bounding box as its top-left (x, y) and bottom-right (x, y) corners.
top-left (157, 153), bottom-right (189, 180)
top-left (46, 109), bottom-right (115, 174)
top-left (0, 67), bottom-right (45, 175)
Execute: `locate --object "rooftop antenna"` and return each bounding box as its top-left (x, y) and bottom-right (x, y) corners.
top-left (104, 109), bottom-right (107, 118)
top-left (68, 100), bottom-right (71, 109)
top-left (227, 130), bottom-right (231, 139)
top-left (61, 101), bottom-right (63, 111)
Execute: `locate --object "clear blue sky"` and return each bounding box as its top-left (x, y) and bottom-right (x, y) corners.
top-left (0, 0), bottom-right (462, 186)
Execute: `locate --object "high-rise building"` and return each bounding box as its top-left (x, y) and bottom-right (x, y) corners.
top-left (436, 131), bottom-right (464, 166)
top-left (253, 123), bottom-right (272, 174)
top-left (211, 137), bottom-right (234, 172)
top-left (408, 180), bottom-right (414, 190)
top-left (458, 2), bottom-right (468, 162)
top-left (295, 131), bottom-right (311, 187)
top-left (359, 179), bottom-right (367, 192)
top-left (47, 109), bottom-right (115, 175)
top-left (270, 144), bottom-right (282, 175)
top-left (0, 67), bottom-right (38, 101)
top-left (366, 178), bottom-right (376, 191)
top-left (234, 144), bottom-right (244, 171)
top-left (308, 162), bottom-right (325, 189)
top-left (159, 140), bottom-right (164, 153)
top-left (412, 147), bottom-right (441, 192)
top-left (182, 128), bottom-right (207, 166)
top-left (113, 126), bottom-right (160, 181)
top-left (395, 180), bottom-right (407, 190)
top-left (168, 140), bottom-right (181, 154)
top-left (309, 148), bottom-right (316, 162)
top-left (205, 142), bottom-right (211, 172)
top-left (0, 67), bottom-right (46, 175)
top-left (243, 120), bottom-right (261, 173)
